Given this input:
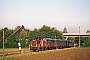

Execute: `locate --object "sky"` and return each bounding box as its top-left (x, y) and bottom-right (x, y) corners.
top-left (0, 0), bottom-right (90, 33)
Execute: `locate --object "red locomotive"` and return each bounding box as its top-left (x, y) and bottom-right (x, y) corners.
top-left (30, 38), bottom-right (74, 51)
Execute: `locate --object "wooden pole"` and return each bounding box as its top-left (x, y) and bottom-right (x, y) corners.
top-left (3, 29), bottom-right (4, 59)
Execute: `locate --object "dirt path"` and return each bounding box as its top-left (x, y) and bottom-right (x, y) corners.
top-left (1, 48), bottom-right (90, 60)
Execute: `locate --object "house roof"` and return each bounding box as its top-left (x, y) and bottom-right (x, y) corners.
top-left (6, 25), bottom-right (28, 40)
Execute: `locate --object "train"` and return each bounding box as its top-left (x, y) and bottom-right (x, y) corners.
top-left (30, 38), bottom-right (74, 51)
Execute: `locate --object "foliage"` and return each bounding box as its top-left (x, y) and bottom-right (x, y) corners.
top-left (0, 25), bottom-right (90, 48)
top-left (83, 37), bottom-right (90, 47)
top-left (5, 41), bottom-right (18, 48)
top-left (28, 29), bottom-right (38, 40)
top-left (0, 25), bottom-right (64, 48)
top-left (76, 37), bottom-right (90, 47)
top-left (37, 25), bottom-right (63, 39)
top-left (27, 25), bottom-right (64, 40)
top-left (86, 30), bottom-right (90, 33)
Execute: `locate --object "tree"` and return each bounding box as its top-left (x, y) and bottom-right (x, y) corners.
top-left (63, 27), bottom-right (68, 33)
top-left (37, 25), bottom-right (63, 39)
top-left (83, 37), bottom-right (90, 47)
top-left (28, 29), bottom-right (38, 40)
top-left (4, 27), bottom-right (13, 41)
top-left (86, 30), bottom-right (90, 33)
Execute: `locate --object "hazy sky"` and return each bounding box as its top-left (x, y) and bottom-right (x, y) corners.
top-left (0, 0), bottom-right (90, 33)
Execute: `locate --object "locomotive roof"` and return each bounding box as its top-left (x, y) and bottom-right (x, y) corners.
top-left (45, 38), bottom-right (70, 42)
top-left (46, 38), bottom-right (53, 40)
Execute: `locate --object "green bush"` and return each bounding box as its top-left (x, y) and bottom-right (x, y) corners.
top-left (5, 41), bottom-right (18, 48)
top-left (84, 38), bottom-right (90, 47)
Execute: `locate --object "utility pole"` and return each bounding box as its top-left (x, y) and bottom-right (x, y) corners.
top-left (79, 26), bottom-right (80, 47)
top-left (3, 29), bottom-right (4, 59)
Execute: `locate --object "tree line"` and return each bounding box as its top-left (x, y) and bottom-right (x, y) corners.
top-left (0, 25), bottom-right (90, 48)
top-left (0, 25), bottom-right (64, 48)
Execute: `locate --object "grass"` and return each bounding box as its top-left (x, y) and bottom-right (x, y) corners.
top-left (0, 48), bottom-right (30, 59)
top-left (0, 48), bottom-right (29, 52)
top-left (0, 48), bottom-right (18, 52)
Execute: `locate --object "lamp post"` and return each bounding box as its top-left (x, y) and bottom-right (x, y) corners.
top-left (79, 26), bottom-right (80, 47)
